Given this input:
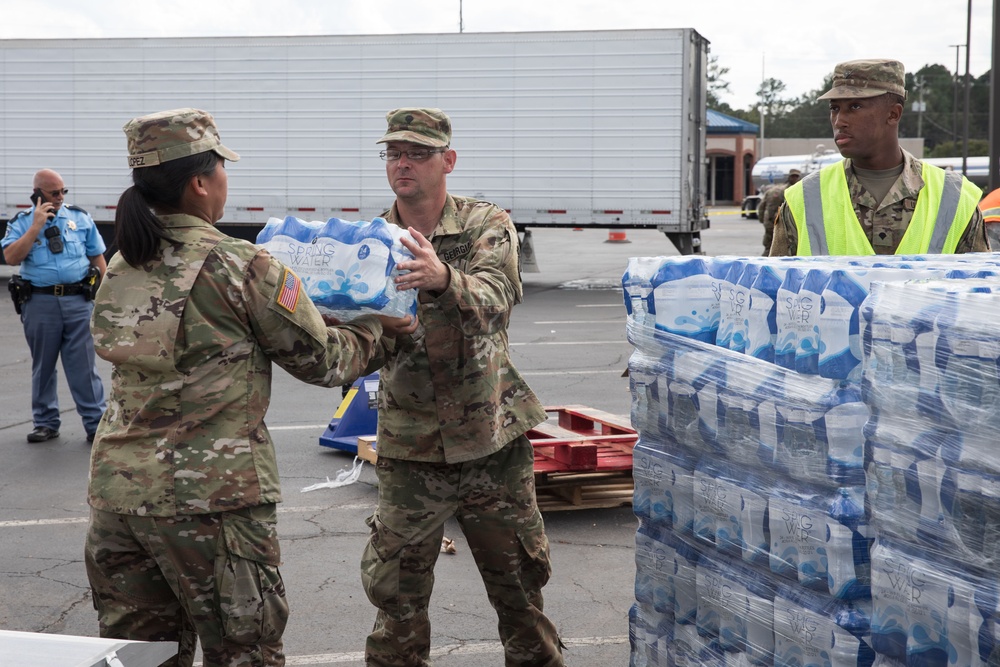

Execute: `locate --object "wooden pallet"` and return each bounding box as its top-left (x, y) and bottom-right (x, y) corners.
top-left (354, 406), bottom-right (637, 511)
top-left (535, 470), bottom-right (634, 511)
top-left (357, 435), bottom-right (378, 464)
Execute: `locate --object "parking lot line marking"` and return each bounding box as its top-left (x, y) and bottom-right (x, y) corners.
top-left (510, 340), bottom-right (623, 347)
top-left (521, 369), bottom-right (624, 376)
top-left (0, 517), bottom-right (88, 528)
top-left (194, 635), bottom-right (629, 665)
top-left (532, 320), bottom-right (621, 325)
top-left (0, 504), bottom-right (374, 529)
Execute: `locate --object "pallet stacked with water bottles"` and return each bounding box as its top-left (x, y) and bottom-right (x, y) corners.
top-left (623, 250), bottom-right (1000, 666)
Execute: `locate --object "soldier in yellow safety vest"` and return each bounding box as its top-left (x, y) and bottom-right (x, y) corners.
top-left (769, 59), bottom-right (988, 256)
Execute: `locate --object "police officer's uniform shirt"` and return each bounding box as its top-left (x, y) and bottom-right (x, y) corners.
top-left (1, 205), bottom-right (106, 285)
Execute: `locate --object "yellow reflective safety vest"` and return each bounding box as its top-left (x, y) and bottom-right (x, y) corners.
top-left (784, 160), bottom-right (981, 255)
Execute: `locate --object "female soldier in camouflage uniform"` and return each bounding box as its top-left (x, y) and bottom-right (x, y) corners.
top-left (84, 108), bottom-right (406, 667)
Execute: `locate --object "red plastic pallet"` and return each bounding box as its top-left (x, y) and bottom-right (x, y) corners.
top-left (527, 405), bottom-right (637, 474)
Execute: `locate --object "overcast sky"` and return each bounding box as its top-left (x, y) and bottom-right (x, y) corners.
top-left (1, 0), bottom-right (993, 109)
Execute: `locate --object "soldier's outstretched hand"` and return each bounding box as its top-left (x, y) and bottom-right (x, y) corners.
top-left (396, 228), bottom-right (450, 293)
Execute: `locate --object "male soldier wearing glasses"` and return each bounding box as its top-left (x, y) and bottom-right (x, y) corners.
top-left (2, 169), bottom-right (107, 443)
top-left (360, 108), bottom-right (565, 667)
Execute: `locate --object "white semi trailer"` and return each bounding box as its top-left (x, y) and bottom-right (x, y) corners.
top-left (0, 28), bottom-right (710, 257)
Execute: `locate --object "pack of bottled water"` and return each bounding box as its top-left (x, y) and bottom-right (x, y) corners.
top-left (256, 215), bottom-right (418, 321)
top-left (625, 254), bottom-right (1000, 666)
top-left (865, 280), bottom-right (1000, 546)
top-left (628, 292), bottom-right (875, 665)
top-left (773, 584), bottom-right (875, 667)
top-left (870, 537), bottom-right (995, 667)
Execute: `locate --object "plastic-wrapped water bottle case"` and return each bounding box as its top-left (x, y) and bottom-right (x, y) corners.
top-left (257, 216), bottom-right (418, 321)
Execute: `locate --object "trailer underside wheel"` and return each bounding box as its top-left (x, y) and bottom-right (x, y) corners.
top-left (664, 231), bottom-right (703, 256)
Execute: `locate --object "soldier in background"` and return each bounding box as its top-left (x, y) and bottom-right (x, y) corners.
top-left (360, 108), bottom-right (565, 667)
top-left (759, 168), bottom-right (801, 255)
top-left (84, 108), bottom-right (405, 666)
top-left (769, 59), bottom-right (988, 256)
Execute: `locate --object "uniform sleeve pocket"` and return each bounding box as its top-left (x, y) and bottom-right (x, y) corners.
top-left (216, 512), bottom-right (288, 646)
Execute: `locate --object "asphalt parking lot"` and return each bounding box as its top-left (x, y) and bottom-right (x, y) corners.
top-left (0, 207), bottom-right (764, 665)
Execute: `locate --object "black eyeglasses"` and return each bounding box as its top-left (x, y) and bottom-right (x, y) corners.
top-left (46, 188), bottom-right (69, 197)
top-left (379, 148), bottom-right (448, 162)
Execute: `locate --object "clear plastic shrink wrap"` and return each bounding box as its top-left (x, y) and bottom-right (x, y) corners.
top-left (256, 215), bottom-right (418, 321)
top-left (626, 255), bottom-right (1000, 667)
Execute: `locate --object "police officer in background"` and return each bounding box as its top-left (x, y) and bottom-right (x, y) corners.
top-left (769, 59), bottom-right (988, 256)
top-left (360, 108), bottom-right (565, 667)
top-left (2, 169), bottom-right (107, 443)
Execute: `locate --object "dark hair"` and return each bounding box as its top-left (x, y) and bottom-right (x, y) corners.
top-left (882, 93), bottom-right (905, 109)
top-left (114, 151), bottom-right (221, 267)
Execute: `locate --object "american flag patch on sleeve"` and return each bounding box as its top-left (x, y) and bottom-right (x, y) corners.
top-left (276, 268), bottom-right (301, 313)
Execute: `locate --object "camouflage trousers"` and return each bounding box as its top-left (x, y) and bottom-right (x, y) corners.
top-left (361, 435), bottom-right (565, 667)
top-left (760, 204), bottom-right (779, 255)
top-left (85, 504), bottom-right (288, 667)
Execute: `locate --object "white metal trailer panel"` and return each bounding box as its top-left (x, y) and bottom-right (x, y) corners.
top-left (0, 29), bottom-right (708, 235)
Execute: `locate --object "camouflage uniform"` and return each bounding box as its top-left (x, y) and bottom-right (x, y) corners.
top-left (360, 180), bottom-right (563, 664)
top-left (759, 183), bottom-right (790, 254)
top-left (769, 150), bottom-right (989, 256)
top-left (86, 108), bottom-right (384, 667)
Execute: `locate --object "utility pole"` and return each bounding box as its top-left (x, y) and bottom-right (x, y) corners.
top-left (913, 76), bottom-right (925, 138)
top-left (962, 0), bottom-right (972, 174)
top-left (950, 43), bottom-right (962, 147)
top-left (991, 0), bottom-right (999, 192)
top-left (759, 54), bottom-right (766, 161)
top-left (459, 0), bottom-right (464, 33)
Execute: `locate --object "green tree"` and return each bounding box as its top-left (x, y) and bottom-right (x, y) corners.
top-left (968, 70), bottom-right (991, 146)
top-left (929, 139), bottom-right (989, 158)
top-left (707, 55), bottom-right (734, 111)
top-left (756, 77), bottom-right (789, 125)
top-left (765, 74), bottom-right (835, 139)
top-left (900, 64), bottom-right (962, 150)
top-left (708, 58), bottom-right (990, 155)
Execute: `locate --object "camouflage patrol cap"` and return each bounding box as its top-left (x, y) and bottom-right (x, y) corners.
top-left (123, 108), bottom-right (240, 169)
top-left (377, 108), bottom-right (451, 147)
top-left (818, 59), bottom-right (907, 100)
